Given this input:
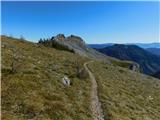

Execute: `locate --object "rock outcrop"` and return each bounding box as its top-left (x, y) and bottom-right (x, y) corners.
top-left (62, 76), bottom-right (70, 86)
top-left (129, 63), bottom-right (140, 72)
top-left (39, 34), bottom-right (109, 61)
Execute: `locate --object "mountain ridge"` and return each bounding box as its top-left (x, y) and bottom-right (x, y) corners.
top-left (96, 44), bottom-right (160, 75)
top-left (146, 48), bottom-right (160, 56)
top-left (39, 34), bottom-right (108, 60)
top-left (38, 34), bottom-right (141, 72)
top-left (88, 42), bottom-right (160, 49)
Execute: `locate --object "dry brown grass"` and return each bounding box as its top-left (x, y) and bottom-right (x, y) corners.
top-left (1, 36), bottom-right (92, 120)
top-left (2, 36), bottom-right (160, 120)
top-left (88, 61), bottom-right (160, 120)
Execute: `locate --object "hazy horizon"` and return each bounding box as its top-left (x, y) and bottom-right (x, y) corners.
top-left (2, 1), bottom-right (160, 43)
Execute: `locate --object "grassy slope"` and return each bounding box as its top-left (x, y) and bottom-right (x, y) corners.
top-left (1, 36), bottom-right (92, 120)
top-left (2, 36), bottom-right (160, 120)
top-left (88, 61), bottom-right (160, 120)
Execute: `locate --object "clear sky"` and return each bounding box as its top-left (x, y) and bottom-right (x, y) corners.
top-left (1, 1), bottom-right (160, 43)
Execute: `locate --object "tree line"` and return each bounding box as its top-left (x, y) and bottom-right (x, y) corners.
top-left (38, 37), bottom-right (75, 53)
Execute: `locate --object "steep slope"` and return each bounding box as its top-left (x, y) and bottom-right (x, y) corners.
top-left (97, 44), bottom-right (160, 75)
top-left (88, 61), bottom-right (160, 120)
top-left (1, 36), bottom-right (92, 120)
top-left (2, 36), bottom-right (160, 120)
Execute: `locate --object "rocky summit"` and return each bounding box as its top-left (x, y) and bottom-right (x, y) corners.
top-left (39, 34), bottom-right (110, 61)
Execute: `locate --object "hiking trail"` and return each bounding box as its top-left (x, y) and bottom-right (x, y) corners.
top-left (84, 61), bottom-right (104, 120)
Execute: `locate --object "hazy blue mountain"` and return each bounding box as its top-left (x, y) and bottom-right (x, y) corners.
top-left (146, 48), bottom-right (160, 56)
top-left (133, 43), bottom-right (160, 49)
top-left (87, 43), bottom-right (113, 49)
top-left (88, 43), bottom-right (160, 49)
top-left (96, 44), bottom-right (160, 75)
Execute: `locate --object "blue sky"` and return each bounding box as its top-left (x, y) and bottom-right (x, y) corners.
top-left (1, 1), bottom-right (160, 43)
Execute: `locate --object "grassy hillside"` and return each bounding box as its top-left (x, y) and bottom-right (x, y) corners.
top-left (2, 36), bottom-right (160, 120)
top-left (88, 61), bottom-right (160, 120)
top-left (1, 36), bottom-right (92, 120)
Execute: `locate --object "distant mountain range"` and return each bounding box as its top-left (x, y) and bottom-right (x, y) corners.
top-left (146, 48), bottom-right (160, 56)
top-left (88, 43), bottom-right (114, 49)
top-left (88, 42), bottom-right (160, 49)
top-left (133, 43), bottom-right (160, 49)
top-left (96, 44), bottom-right (160, 75)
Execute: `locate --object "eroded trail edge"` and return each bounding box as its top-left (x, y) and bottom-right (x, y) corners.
top-left (84, 61), bottom-right (104, 120)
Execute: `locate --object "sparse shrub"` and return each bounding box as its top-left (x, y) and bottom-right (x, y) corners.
top-left (77, 68), bottom-right (89, 79)
top-left (38, 38), bottom-right (43, 44)
top-left (74, 60), bottom-right (88, 79)
top-left (38, 37), bottom-right (75, 53)
top-left (105, 66), bottom-right (108, 69)
top-left (1, 68), bottom-right (12, 74)
top-left (10, 47), bottom-right (21, 73)
top-left (118, 69), bottom-right (125, 73)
